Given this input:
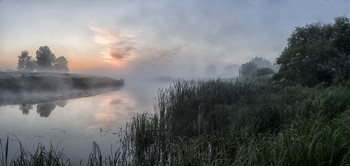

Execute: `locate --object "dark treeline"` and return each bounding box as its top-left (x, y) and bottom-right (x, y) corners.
top-left (17, 46), bottom-right (69, 72)
top-left (275, 16), bottom-right (350, 87)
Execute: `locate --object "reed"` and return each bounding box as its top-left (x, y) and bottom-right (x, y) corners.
top-left (0, 135), bottom-right (9, 166)
top-left (122, 78), bottom-right (350, 165)
top-left (9, 140), bottom-right (71, 166)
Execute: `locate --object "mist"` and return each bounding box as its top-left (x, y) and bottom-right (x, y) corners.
top-left (1, 0), bottom-right (350, 165)
top-left (2, 0), bottom-right (350, 72)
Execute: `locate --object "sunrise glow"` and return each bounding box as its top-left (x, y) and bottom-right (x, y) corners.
top-left (1, 0), bottom-right (350, 74)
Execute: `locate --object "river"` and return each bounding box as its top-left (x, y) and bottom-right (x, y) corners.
top-left (0, 79), bottom-right (170, 165)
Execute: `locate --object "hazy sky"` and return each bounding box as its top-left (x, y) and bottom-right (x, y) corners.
top-left (1, 0), bottom-right (350, 76)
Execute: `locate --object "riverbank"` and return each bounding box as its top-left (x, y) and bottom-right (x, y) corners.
top-left (2, 78), bottom-right (350, 165)
top-left (0, 71), bottom-right (124, 105)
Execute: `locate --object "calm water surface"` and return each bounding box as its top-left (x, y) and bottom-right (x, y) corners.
top-left (0, 80), bottom-right (169, 165)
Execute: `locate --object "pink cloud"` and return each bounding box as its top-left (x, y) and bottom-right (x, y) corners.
top-left (88, 23), bottom-right (137, 67)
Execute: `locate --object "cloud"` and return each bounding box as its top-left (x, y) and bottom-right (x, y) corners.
top-left (88, 22), bottom-right (183, 68)
top-left (88, 23), bottom-right (137, 67)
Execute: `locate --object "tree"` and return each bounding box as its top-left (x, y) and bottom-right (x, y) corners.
top-left (249, 57), bottom-right (272, 68)
top-left (239, 62), bottom-right (258, 78)
top-left (24, 57), bottom-right (37, 71)
top-left (275, 16), bottom-right (350, 87)
top-left (17, 51), bottom-right (37, 71)
top-left (17, 51), bottom-right (29, 71)
top-left (54, 56), bottom-right (69, 72)
top-left (36, 46), bottom-right (56, 70)
top-left (17, 46), bottom-right (69, 72)
top-left (255, 68), bottom-right (274, 77)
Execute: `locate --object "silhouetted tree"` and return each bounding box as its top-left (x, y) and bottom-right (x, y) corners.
top-left (17, 51), bottom-right (37, 71)
top-left (54, 56), bottom-right (69, 72)
top-left (36, 46), bottom-right (56, 70)
top-left (17, 46), bottom-right (69, 72)
top-left (275, 16), bottom-right (350, 87)
top-left (239, 62), bottom-right (258, 77)
top-left (17, 51), bottom-right (28, 71)
top-left (25, 57), bottom-right (37, 71)
top-left (250, 57), bottom-right (272, 68)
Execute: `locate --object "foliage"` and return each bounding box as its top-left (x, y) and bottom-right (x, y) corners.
top-left (17, 51), bottom-right (28, 71)
top-left (249, 56), bottom-right (272, 68)
top-left (240, 57), bottom-right (274, 78)
top-left (36, 46), bottom-right (57, 70)
top-left (17, 46), bottom-right (69, 72)
top-left (275, 16), bottom-right (350, 87)
top-left (54, 56), bottom-right (69, 72)
top-left (239, 62), bottom-right (258, 77)
top-left (255, 67), bottom-right (274, 77)
top-left (17, 51), bottom-right (37, 72)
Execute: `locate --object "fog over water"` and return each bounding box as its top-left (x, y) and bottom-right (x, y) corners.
top-left (0, 78), bottom-right (170, 165)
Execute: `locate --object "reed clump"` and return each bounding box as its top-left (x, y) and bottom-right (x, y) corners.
top-left (123, 78), bottom-right (350, 165)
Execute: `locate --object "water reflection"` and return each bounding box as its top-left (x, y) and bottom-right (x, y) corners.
top-left (18, 100), bottom-right (68, 117)
top-left (0, 80), bottom-right (170, 165)
top-left (37, 102), bottom-right (56, 117)
top-left (19, 103), bottom-right (33, 115)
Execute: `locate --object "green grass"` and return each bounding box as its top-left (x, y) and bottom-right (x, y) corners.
top-left (120, 78), bottom-right (350, 165)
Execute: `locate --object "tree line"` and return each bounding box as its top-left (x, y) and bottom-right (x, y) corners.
top-left (17, 46), bottom-right (69, 72)
top-left (239, 16), bottom-right (350, 88)
top-left (274, 16), bottom-right (350, 87)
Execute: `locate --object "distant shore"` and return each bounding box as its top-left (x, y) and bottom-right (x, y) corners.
top-left (0, 71), bottom-right (124, 105)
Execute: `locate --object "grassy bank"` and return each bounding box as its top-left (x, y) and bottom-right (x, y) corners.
top-left (0, 71), bottom-right (124, 92)
top-left (121, 78), bottom-right (350, 165)
top-left (0, 71), bottom-right (124, 105)
top-left (2, 78), bottom-right (350, 165)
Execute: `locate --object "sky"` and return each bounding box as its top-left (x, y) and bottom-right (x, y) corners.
top-left (1, 0), bottom-right (350, 78)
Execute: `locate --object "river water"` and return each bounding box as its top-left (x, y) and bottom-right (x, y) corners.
top-left (0, 80), bottom-right (170, 165)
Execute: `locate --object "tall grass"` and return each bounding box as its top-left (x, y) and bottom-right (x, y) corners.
top-left (122, 78), bottom-right (350, 165)
top-left (10, 140), bottom-right (71, 166)
top-left (0, 135), bottom-right (9, 166)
